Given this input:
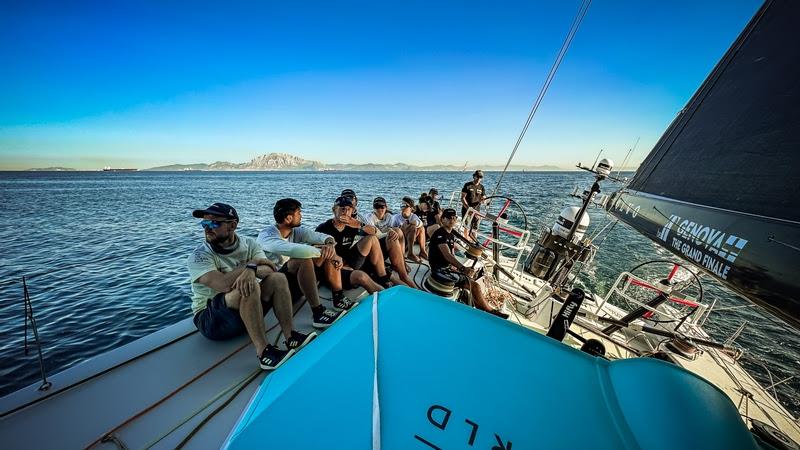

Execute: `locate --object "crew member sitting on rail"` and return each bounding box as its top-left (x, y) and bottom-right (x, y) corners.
top-left (391, 196), bottom-right (428, 262)
top-left (428, 208), bottom-right (509, 319)
top-left (188, 202), bottom-right (313, 371)
top-left (364, 196), bottom-right (417, 287)
top-left (257, 198), bottom-right (354, 324)
top-left (316, 196), bottom-right (391, 290)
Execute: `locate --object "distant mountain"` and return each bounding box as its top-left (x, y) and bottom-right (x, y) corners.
top-left (145, 153), bottom-right (575, 171)
top-left (146, 153), bottom-right (323, 171)
top-left (26, 167), bottom-right (76, 171)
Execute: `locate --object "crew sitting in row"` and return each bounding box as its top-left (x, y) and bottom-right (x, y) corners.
top-left (257, 198), bottom-right (368, 318)
top-left (188, 202), bottom-right (315, 372)
top-left (316, 196), bottom-right (395, 289)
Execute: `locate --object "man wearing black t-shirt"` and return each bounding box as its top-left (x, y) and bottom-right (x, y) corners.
top-left (316, 196), bottom-right (389, 291)
top-left (461, 170), bottom-right (486, 231)
top-left (428, 208), bottom-right (509, 319)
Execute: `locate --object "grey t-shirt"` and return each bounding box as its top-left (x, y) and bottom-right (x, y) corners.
top-left (186, 235), bottom-right (266, 315)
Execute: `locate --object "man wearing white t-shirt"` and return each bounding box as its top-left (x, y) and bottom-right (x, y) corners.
top-left (390, 196), bottom-right (428, 262)
top-left (364, 196), bottom-right (416, 287)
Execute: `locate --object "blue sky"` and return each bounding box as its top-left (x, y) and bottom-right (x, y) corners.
top-left (0, 0), bottom-right (761, 170)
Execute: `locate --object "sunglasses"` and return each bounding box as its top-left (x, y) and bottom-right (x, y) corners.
top-left (200, 219), bottom-right (233, 229)
top-left (400, 204), bottom-right (412, 209)
top-left (374, 205), bottom-right (387, 209)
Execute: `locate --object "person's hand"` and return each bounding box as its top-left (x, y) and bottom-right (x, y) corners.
top-left (460, 266), bottom-right (475, 278)
top-left (319, 244), bottom-right (337, 260)
top-left (331, 255), bottom-right (343, 269)
top-left (387, 229), bottom-right (399, 243)
top-left (233, 270), bottom-right (257, 297)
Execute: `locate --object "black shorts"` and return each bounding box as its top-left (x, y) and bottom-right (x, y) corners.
top-left (343, 245), bottom-right (366, 270)
top-left (193, 292), bottom-right (271, 341)
top-left (278, 264), bottom-right (306, 302)
top-left (461, 206), bottom-right (480, 230)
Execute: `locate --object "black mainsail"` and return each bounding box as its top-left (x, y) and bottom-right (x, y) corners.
top-left (608, 0), bottom-right (800, 328)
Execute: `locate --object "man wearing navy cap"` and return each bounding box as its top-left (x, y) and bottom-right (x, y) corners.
top-left (316, 196), bottom-right (391, 290)
top-left (428, 208), bottom-right (509, 319)
top-left (188, 202), bottom-right (315, 371)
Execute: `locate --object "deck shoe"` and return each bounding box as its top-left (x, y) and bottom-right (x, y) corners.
top-left (488, 309), bottom-right (510, 320)
top-left (332, 295), bottom-right (356, 311)
top-left (259, 345), bottom-right (295, 370)
top-left (285, 330), bottom-right (317, 351)
top-left (312, 306), bottom-right (343, 329)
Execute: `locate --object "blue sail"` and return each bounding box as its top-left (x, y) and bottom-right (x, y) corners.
top-left (225, 287), bottom-right (755, 449)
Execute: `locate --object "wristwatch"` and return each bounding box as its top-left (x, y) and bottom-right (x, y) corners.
top-left (246, 263), bottom-right (258, 274)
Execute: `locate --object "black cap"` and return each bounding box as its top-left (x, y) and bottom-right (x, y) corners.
top-left (340, 189), bottom-right (357, 199)
top-left (401, 196), bottom-right (415, 207)
top-left (473, 170), bottom-right (484, 178)
top-left (373, 196), bottom-right (387, 208)
top-left (429, 188), bottom-right (439, 195)
top-left (335, 196), bottom-right (355, 207)
top-left (192, 202), bottom-right (238, 220)
top-left (442, 208), bottom-right (457, 218)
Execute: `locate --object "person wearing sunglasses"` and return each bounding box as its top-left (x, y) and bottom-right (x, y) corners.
top-left (257, 198), bottom-right (353, 322)
top-left (429, 208), bottom-right (509, 319)
top-left (389, 196), bottom-right (428, 262)
top-left (188, 202), bottom-right (313, 372)
top-left (364, 196), bottom-right (417, 288)
top-left (339, 188), bottom-right (378, 236)
top-left (316, 196), bottom-right (392, 291)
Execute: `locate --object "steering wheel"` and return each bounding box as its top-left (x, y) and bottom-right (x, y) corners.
top-left (615, 260), bottom-right (706, 325)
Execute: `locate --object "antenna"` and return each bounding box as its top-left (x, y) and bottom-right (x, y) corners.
top-left (591, 149), bottom-right (603, 171)
top-left (616, 137), bottom-right (639, 178)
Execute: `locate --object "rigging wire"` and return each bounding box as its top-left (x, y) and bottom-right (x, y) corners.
top-left (491, 0), bottom-right (593, 197)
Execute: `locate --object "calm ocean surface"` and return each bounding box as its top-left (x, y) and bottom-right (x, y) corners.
top-left (1, 171), bottom-right (798, 415)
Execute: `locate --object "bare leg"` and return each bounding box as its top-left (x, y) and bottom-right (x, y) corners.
top-left (286, 258), bottom-right (321, 308)
top-left (261, 273), bottom-right (293, 339)
top-left (416, 227), bottom-right (428, 260)
top-left (426, 224), bottom-right (440, 239)
top-left (356, 235), bottom-right (387, 277)
top-left (321, 259), bottom-right (343, 291)
top-left (352, 270), bottom-right (383, 293)
top-left (403, 226), bottom-right (420, 262)
top-left (386, 237), bottom-right (415, 287)
top-left (468, 279), bottom-right (493, 312)
top-left (225, 287), bottom-right (267, 356)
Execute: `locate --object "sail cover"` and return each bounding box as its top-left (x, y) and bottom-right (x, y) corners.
top-left (224, 287), bottom-right (755, 449)
top-left (609, 0), bottom-right (800, 328)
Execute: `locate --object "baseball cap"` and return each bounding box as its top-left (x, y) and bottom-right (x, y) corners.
top-left (442, 208), bottom-right (457, 219)
top-left (340, 189), bottom-right (357, 199)
top-left (335, 196), bottom-right (355, 207)
top-left (429, 188), bottom-right (439, 195)
top-left (192, 202), bottom-right (239, 220)
top-left (373, 196), bottom-right (387, 208)
top-left (473, 170), bottom-right (484, 178)
top-left (401, 196), bottom-right (415, 208)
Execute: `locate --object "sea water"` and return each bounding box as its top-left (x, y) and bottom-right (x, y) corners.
top-left (0, 170), bottom-right (797, 416)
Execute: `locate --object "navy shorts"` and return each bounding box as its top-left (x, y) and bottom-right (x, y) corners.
top-left (193, 292), bottom-right (271, 341)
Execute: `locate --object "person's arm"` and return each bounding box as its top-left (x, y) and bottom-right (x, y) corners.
top-left (437, 243), bottom-right (467, 272)
top-left (196, 267), bottom-right (244, 293)
top-left (460, 190), bottom-right (469, 208)
top-left (258, 228), bottom-right (322, 259)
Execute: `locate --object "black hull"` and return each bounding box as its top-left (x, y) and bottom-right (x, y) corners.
top-left (609, 189), bottom-right (800, 329)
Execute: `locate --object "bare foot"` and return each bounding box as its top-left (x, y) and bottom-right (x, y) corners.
top-left (419, 251), bottom-right (429, 260)
top-left (408, 254), bottom-right (421, 263)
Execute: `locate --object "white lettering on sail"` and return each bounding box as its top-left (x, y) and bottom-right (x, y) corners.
top-left (658, 214), bottom-right (748, 279)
